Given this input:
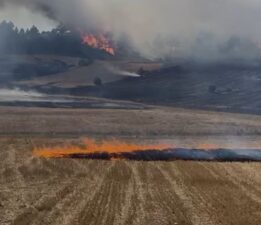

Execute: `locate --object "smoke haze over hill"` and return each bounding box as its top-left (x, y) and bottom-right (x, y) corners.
top-left (1, 0), bottom-right (261, 62)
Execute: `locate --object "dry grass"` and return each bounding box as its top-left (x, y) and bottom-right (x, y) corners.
top-left (1, 105), bottom-right (261, 141)
top-left (0, 105), bottom-right (261, 224)
top-left (0, 138), bottom-right (260, 225)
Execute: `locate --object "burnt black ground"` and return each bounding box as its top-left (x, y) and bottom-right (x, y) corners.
top-left (62, 148), bottom-right (261, 162)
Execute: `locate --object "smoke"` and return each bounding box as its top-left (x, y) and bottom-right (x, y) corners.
top-left (0, 4), bottom-right (56, 31)
top-left (1, 0), bottom-right (261, 62)
top-left (35, 147), bottom-right (261, 162)
top-left (0, 88), bottom-right (43, 101)
top-left (0, 88), bottom-right (72, 104)
top-left (106, 64), bottom-right (141, 77)
top-left (119, 71), bottom-right (141, 78)
top-left (33, 137), bottom-right (261, 162)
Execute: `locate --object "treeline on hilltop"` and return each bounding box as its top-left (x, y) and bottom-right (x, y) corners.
top-left (0, 21), bottom-right (109, 59)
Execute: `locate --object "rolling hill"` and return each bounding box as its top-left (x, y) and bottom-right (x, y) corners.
top-left (63, 63), bottom-right (261, 114)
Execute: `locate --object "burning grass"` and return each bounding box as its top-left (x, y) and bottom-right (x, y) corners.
top-left (33, 138), bottom-right (171, 158)
top-left (33, 138), bottom-right (261, 162)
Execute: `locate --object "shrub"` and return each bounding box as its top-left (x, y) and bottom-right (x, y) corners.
top-left (94, 77), bottom-right (102, 86)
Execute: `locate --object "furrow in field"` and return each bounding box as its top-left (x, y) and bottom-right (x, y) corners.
top-left (53, 160), bottom-right (115, 225)
top-left (127, 162), bottom-right (148, 225)
top-left (76, 161), bottom-right (133, 225)
top-left (12, 159), bottom-right (99, 225)
top-left (224, 163), bottom-right (261, 196)
top-left (172, 162), bottom-right (261, 225)
top-left (219, 163), bottom-right (261, 205)
top-left (155, 162), bottom-right (215, 225)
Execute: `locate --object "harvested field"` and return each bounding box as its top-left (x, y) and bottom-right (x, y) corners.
top-left (1, 105), bottom-right (261, 137)
top-left (0, 138), bottom-right (261, 225)
top-left (0, 105), bottom-right (261, 225)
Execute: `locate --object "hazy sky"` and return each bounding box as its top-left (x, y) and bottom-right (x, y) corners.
top-left (0, 5), bottom-right (56, 31)
top-left (0, 0), bottom-right (261, 61)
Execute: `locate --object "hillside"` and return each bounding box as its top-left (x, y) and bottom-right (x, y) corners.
top-left (64, 63), bottom-right (261, 114)
top-left (2, 55), bottom-right (161, 88)
top-left (3, 55), bottom-right (261, 114)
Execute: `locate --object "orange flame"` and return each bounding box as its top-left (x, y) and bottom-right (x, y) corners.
top-left (196, 143), bottom-right (219, 150)
top-left (82, 33), bottom-right (115, 55)
top-left (33, 138), bottom-right (171, 158)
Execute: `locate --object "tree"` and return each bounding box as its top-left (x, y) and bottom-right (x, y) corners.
top-left (94, 77), bottom-right (102, 86)
top-left (0, 20), bottom-right (111, 58)
top-left (29, 25), bottom-right (39, 36)
top-left (19, 28), bottom-right (25, 35)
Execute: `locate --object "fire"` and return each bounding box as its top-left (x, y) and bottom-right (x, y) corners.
top-left (33, 138), bottom-right (171, 158)
top-left (81, 33), bottom-right (115, 55)
top-left (32, 139), bottom-right (261, 162)
top-left (196, 143), bottom-right (219, 150)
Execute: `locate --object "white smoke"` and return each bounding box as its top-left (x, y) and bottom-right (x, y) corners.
top-left (119, 71), bottom-right (141, 77)
top-left (0, 88), bottom-right (43, 101)
top-left (0, 88), bottom-right (74, 103)
top-left (1, 0), bottom-right (261, 61)
top-left (106, 64), bottom-right (141, 77)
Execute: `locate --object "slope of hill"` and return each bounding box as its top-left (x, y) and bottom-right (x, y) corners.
top-left (5, 55), bottom-right (261, 114)
top-left (19, 60), bottom-right (123, 88)
top-left (11, 56), bottom-right (161, 88)
top-left (65, 63), bottom-right (261, 114)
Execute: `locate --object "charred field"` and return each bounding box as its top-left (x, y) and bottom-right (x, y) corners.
top-left (1, 104), bottom-right (261, 225)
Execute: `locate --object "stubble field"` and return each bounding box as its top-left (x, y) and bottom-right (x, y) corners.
top-left (0, 105), bottom-right (261, 225)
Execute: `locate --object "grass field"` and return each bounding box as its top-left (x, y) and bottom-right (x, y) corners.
top-left (1, 105), bottom-right (261, 137)
top-left (0, 105), bottom-right (261, 225)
